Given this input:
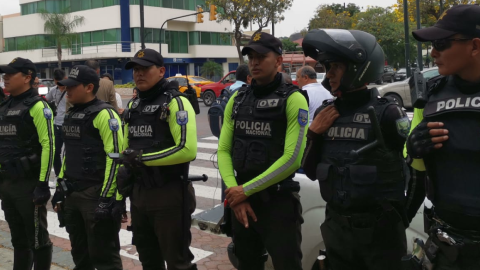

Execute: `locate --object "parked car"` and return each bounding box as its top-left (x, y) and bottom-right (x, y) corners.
top-left (377, 67), bottom-right (440, 108)
top-left (166, 75), bottom-right (204, 98)
top-left (376, 65), bottom-right (396, 84)
top-left (200, 71), bottom-right (236, 106)
top-left (225, 172), bottom-right (428, 270)
top-left (394, 68), bottom-right (408, 82)
top-left (38, 79), bottom-right (54, 97)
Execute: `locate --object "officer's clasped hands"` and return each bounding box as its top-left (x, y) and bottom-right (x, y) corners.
top-left (309, 105), bottom-right (340, 134)
top-left (95, 197), bottom-right (115, 220)
top-left (51, 186), bottom-right (65, 212)
top-left (111, 199), bottom-right (127, 223)
top-left (231, 201), bottom-right (257, 229)
top-left (33, 181), bottom-right (51, 205)
top-left (122, 149), bottom-right (143, 168)
top-left (225, 186), bottom-right (248, 207)
top-left (407, 122), bottom-right (449, 158)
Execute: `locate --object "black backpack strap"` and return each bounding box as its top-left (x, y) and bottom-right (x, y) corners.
top-left (231, 85), bottom-right (251, 120)
top-left (427, 74), bottom-right (448, 97)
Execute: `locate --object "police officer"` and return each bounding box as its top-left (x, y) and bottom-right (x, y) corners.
top-left (218, 32), bottom-right (308, 270)
top-left (301, 29), bottom-right (410, 270)
top-left (0, 58), bottom-right (54, 270)
top-left (406, 5), bottom-right (480, 269)
top-left (52, 65), bottom-right (123, 270)
top-left (120, 49), bottom-right (198, 270)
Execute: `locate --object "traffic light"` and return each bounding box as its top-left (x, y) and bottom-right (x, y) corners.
top-left (197, 7), bottom-right (204, 23)
top-left (209, 5), bottom-right (217, 21)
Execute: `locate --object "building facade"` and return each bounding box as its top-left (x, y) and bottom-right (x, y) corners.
top-left (0, 0), bottom-right (240, 84)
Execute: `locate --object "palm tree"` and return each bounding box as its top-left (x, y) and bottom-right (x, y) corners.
top-left (200, 61), bottom-right (224, 81)
top-left (40, 9), bottom-right (85, 69)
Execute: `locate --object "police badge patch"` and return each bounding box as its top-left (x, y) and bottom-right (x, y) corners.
top-left (43, 108), bottom-right (52, 120)
top-left (176, 111), bottom-right (188, 125)
top-left (396, 117), bottom-right (411, 138)
top-left (109, 119), bottom-right (120, 132)
top-left (131, 99), bottom-right (140, 109)
top-left (298, 109), bottom-right (308, 127)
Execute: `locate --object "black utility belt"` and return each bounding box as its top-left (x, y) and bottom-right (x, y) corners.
top-left (0, 154), bottom-right (40, 179)
top-left (63, 178), bottom-right (102, 193)
top-left (425, 207), bottom-right (480, 242)
top-left (327, 202), bottom-right (402, 229)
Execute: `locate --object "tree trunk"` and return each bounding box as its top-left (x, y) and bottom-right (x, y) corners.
top-left (234, 27), bottom-right (244, 64)
top-left (57, 43), bottom-right (62, 69)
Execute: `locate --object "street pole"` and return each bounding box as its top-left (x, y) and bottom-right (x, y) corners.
top-left (439, 0), bottom-right (444, 15)
top-left (140, 0), bottom-right (145, 50)
top-left (416, 0), bottom-right (423, 71)
top-left (403, 0), bottom-right (411, 77)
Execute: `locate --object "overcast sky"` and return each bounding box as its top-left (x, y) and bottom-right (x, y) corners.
top-left (0, 0), bottom-right (398, 37)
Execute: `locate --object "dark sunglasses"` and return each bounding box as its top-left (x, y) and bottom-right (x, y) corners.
top-left (431, 38), bottom-right (472, 52)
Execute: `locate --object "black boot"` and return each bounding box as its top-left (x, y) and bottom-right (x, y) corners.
top-left (13, 248), bottom-right (34, 270)
top-left (33, 244), bottom-right (52, 270)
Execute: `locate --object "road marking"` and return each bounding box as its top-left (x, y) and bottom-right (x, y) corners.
top-left (197, 142), bottom-right (219, 150)
top-left (202, 136), bottom-right (219, 141)
top-left (0, 204), bottom-right (213, 263)
top-left (196, 152), bottom-right (217, 162)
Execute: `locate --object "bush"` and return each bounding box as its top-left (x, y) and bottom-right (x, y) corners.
top-left (115, 81), bottom-right (136, 88)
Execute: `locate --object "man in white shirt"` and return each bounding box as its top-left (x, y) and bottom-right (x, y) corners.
top-left (296, 66), bottom-right (333, 124)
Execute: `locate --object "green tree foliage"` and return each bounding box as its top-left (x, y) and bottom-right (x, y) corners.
top-left (281, 38), bottom-right (299, 52)
top-left (308, 4), bottom-right (360, 30)
top-left (207, 0), bottom-right (293, 63)
top-left (201, 61), bottom-right (224, 80)
top-left (354, 7), bottom-right (416, 68)
top-left (393, 0), bottom-right (480, 27)
top-left (40, 9), bottom-right (84, 69)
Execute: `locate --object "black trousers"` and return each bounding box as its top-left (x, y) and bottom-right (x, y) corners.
top-left (320, 206), bottom-right (407, 270)
top-left (64, 184), bottom-right (122, 270)
top-left (53, 125), bottom-right (63, 177)
top-left (130, 180), bottom-right (197, 270)
top-left (0, 177), bottom-right (52, 270)
top-left (231, 191), bottom-right (303, 270)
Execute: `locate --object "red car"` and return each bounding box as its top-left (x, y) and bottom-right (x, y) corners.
top-left (200, 71), bottom-right (236, 106)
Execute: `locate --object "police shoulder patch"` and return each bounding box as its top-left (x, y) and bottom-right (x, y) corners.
top-left (298, 109), bottom-right (308, 127)
top-left (43, 108), bottom-right (52, 120)
top-left (176, 111), bottom-right (188, 125)
top-left (396, 117), bottom-right (411, 138)
top-left (109, 118), bottom-right (120, 132)
top-left (131, 99), bottom-right (140, 109)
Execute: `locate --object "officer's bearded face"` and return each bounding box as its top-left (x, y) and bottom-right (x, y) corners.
top-left (3, 72), bottom-right (32, 96)
top-left (431, 34), bottom-right (478, 79)
top-left (133, 65), bottom-right (166, 91)
top-left (325, 62), bottom-right (347, 92)
top-left (247, 51), bottom-right (282, 85)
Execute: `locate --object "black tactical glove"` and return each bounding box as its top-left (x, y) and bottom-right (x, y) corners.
top-left (111, 199), bottom-right (127, 222)
top-left (51, 186), bottom-right (65, 209)
top-left (406, 122), bottom-right (437, 159)
top-left (94, 197), bottom-right (114, 221)
top-left (122, 149), bottom-right (143, 168)
top-left (33, 181), bottom-right (51, 205)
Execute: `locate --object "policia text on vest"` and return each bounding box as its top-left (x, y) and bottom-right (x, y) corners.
top-left (0, 57), bottom-right (55, 270)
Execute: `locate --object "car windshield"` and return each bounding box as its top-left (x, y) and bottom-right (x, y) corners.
top-left (317, 73), bottom-right (325, 80)
top-left (190, 76), bottom-right (210, 82)
top-left (291, 74), bottom-right (297, 80)
top-left (397, 68), bottom-right (406, 74)
top-left (40, 80), bottom-right (54, 87)
top-left (423, 69), bottom-right (440, 80)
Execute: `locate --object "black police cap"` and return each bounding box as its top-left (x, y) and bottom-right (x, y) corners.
top-left (413, 4), bottom-right (480, 42)
top-left (242, 32), bottom-right (283, 56)
top-left (125, 49), bottom-right (164, 70)
top-left (0, 57), bottom-right (37, 76)
top-left (58, 65), bottom-right (100, 87)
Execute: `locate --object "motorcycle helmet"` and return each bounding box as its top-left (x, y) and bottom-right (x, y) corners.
top-left (302, 29), bottom-right (385, 96)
